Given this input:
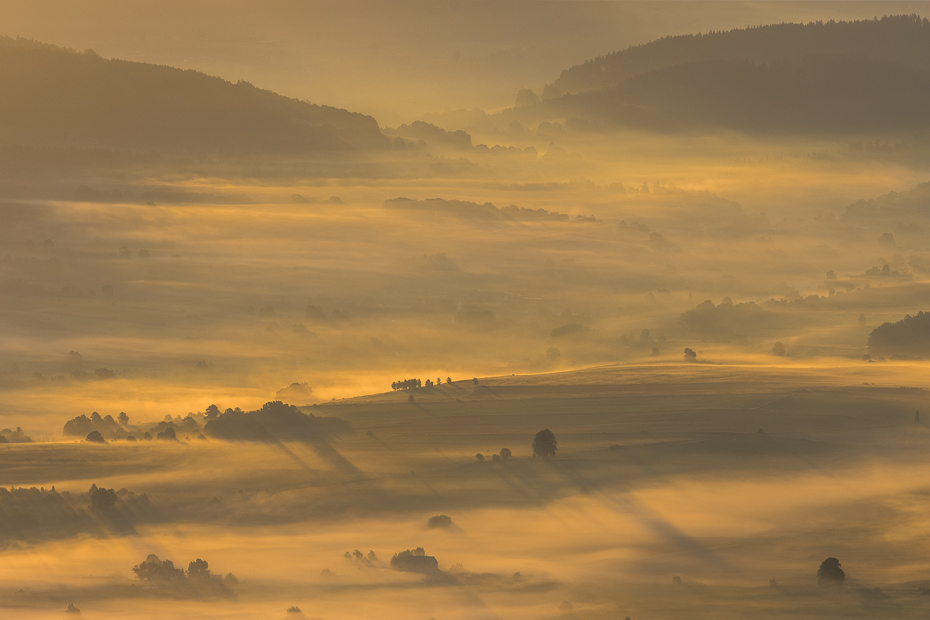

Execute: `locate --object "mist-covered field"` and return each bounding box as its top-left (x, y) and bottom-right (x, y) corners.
top-left (4, 3), bottom-right (930, 618)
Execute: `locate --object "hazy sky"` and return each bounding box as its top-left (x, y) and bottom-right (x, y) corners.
top-left (2, 1), bottom-right (928, 123)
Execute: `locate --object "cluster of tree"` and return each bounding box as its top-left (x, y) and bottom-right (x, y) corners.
top-left (384, 197), bottom-right (570, 222)
top-left (0, 427), bottom-right (32, 443)
top-left (475, 448), bottom-right (513, 462)
top-left (679, 297), bottom-right (807, 343)
top-left (68, 409), bottom-right (199, 443)
top-left (202, 400), bottom-right (351, 442)
top-left (868, 311), bottom-right (930, 358)
top-left (393, 377), bottom-right (455, 390)
top-left (390, 547), bottom-right (440, 576)
top-left (132, 554), bottom-right (237, 595)
top-left (0, 484), bottom-right (154, 544)
top-left (389, 121), bottom-right (473, 149)
top-left (67, 401), bottom-right (352, 445)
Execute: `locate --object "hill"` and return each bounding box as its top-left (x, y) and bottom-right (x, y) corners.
top-left (515, 54), bottom-right (930, 134)
top-left (0, 36), bottom-right (388, 155)
top-left (552, 14), bottom-right (930, 95)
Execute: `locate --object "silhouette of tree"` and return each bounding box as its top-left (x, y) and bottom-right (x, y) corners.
top-left (475, 453), bottom-right (485, 462)
top-left (500, 448), bottom-right (512, 460)
top-left (132, 554), bottom-right (186, 582)
top-left (532, 429), bottom-right (557, 458)
top-left (427, 514), bottom-right (453, 528)
top-left (473, 377), bottom-right (479, 385)
top-left (86, 430), bottom-right (105, 443)
top-left (118, 412), bottom-right (129, 426)
top-left (446, 377), bottom-right (452, 384)
top-left (187, 559), bottom-right (211, 580)
top-left (156, 426), bottom-right (177, 440)
top-left (817, 557), bottom-right (845, 588)
top-left (683, 347), bottom-right (697, 361)
top-left (89, 485), bottom-right (118, 512)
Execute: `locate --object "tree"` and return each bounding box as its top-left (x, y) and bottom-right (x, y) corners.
top-left (683, 347), bottom-right (697, 361)
top-left (89, 485), bottom-right (118, 512)
top-left (475, 453), bottom-right (485, 462)
top-left (132, 554), bottom-right (186, 582)
top-left (446, 377), bottom-right (452, 384)
top-left (817, 557), bottom-right (845, 588)
top-left (188, 559), bottom-right (211, 580)
top-left (118, 411), bottom-right (130, 425)
top-left (86, 430), bottom-right (105, 443)
top-left (473, 377), bottom-right (478, 385)
top-left (532, 429), bottom-right (557, 458)
top-left (499, 448), bottom-right (512, 460)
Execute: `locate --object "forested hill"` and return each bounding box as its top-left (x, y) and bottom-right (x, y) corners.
top-left (553, 15), bottom-right (930, 95)
top-left (519, 55), bottom-right (930, 134)
top-left (0, 37), bottom-right (388, 154)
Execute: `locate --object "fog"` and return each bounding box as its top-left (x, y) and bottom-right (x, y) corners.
top-left (5, 3), bottom-right (930, 618)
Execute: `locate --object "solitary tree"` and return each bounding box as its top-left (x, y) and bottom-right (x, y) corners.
top-left (683, 347), bottom-right (697, 361)
top-left (532, 429), bottom-right (557, 458)
top-left (817, 557), bottom-right (845, 588)
top-left (86, 430), bottom-right (105, 443)
top-left (499, 448), bottom-right (512, 460)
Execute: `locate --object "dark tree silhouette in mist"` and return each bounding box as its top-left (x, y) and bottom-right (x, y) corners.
top-left (817, 557), bottom-right (845, 588)
top-left (86, 430), bottom-right (105, 443)
top-left (683, 347), bottom-right (697, 361)
top-left (187, 559), bottom-right (211, 580)
top-left (89, 484), bottom-right (117, 512)
top-left (532, 429), bottom-right (557, 458)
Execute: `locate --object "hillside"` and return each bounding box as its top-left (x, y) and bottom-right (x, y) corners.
top-left (552, 14), bottom-right (930, 95)
top-left (0, 37), bottom-right (388, 155)
top-left (515, 55), bottom-right (930, 134)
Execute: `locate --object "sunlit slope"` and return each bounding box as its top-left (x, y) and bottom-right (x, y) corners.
top-left (553, 14), bottom-right (930, 94)
top-left (0, 37), bottom-right (388, 154)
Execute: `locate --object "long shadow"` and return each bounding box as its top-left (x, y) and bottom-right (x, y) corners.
top-left (551, 459), bottom-right (734, 571)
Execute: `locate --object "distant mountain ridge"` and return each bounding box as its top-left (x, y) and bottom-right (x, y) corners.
top-left (553, 14), bottom-right (930, 95)
top-left (0, 36), bottom-right (387, 154)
